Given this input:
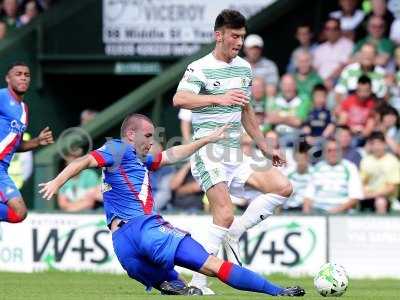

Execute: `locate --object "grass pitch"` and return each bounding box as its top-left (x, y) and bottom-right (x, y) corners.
top-left (0, 272), bottom-right (398, 299)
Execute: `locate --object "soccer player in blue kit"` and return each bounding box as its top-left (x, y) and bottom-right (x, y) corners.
top-left (39, 114), bottom-right (304, 296)
top-left (0, 62), bottom-right (54, 224)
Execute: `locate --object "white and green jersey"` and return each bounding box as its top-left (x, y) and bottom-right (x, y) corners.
top-left (305, 160), bottom-right (363, 211)
top-left (285, 167), bottom-right (313, 209)
top-left (177, 53), bottom-right (252, 149)
top-left (334, 62), bottom-right (387, 98)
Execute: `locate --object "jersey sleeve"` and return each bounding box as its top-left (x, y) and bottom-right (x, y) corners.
top-left (145, 152), bottom-right (163, 171)
top-left (176, 63), bottom-right (206, 94)
top-left (90, 141), bottom-right (125, 168)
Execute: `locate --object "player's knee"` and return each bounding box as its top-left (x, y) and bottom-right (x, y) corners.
top-left (277, 180), bottom-right (293, 198)
top-left (7, 208), bottom-right (27, 223)
top-left (200, 255), bottom-right (222, 277)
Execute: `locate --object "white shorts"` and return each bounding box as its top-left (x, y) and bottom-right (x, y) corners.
top-left (190, 144), bottom-right (272, 201)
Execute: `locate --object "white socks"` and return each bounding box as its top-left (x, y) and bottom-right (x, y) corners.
top-left (190, 223), bottom-right (229, 288)
top-left (228, 193), bottom-right (286, 240)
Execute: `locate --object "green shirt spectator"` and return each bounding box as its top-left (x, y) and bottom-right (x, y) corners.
top-left (354, 36), bottom-right (395, 56)
top-left (294, 71), bottom-right (323, 100)
top-left (58, 169), bottom-right (102, 212)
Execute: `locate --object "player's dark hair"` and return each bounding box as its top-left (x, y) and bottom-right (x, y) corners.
top-left (214, 9), bottom-right (246, 31)
top-left (313, 84), bottom-right (327, 94)
top-left (358, 75), bottom-right (372, 86)
top-left (6, 61), bottom-right (29, 74)
top-left (367, 131), bottom-right (385, 142)
top-left (120, 113), bottom-right (153, 138)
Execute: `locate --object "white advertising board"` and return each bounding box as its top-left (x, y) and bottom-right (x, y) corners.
top-left (0, 213), bottom-right (124, 273)
top-left (166, 215), bottom-right (327, 276)
top-left (102, 0), bottom-right (276, 56)
top-left (329, 216), bottom-right (400, 279)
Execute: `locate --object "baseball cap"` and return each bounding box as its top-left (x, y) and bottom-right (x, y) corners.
top-left (244, 34), bottom-right (264, 48)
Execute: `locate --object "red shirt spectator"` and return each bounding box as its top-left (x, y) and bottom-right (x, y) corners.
top-left (340, 94), bottom-right (375, 127)
top-left (338, 75), bottom-right (376, 137)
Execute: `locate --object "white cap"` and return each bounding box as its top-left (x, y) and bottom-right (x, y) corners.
top-left (244, 34), bottom-right (264, 48)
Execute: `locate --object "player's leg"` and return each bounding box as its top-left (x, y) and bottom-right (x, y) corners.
top-left (175, 235), bottom-right (305, 296)
top-left (225, 167), bottom-right (292, 264)
top-left (0, 177), bottom-right (27, 223)
top-left (229, 167), bottom-right (292, 239)
top-left (111, 221), bottom-right (188, 294)
top-left (189, 148), bottom-right (234, 292)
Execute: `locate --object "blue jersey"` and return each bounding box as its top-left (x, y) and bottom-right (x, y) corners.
top-left (90, 139), bottom-right (162, 225)
top-left (0, 88), bottom-right (28, 172)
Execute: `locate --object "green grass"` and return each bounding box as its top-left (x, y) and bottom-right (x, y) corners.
top-left (0, 272), bottom-right (398, 299)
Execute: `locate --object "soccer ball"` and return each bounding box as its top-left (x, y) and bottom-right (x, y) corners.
top-left (314, 263), bottom-right (348, 297)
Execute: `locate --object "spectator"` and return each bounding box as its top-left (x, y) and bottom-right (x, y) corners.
top-left (336, 125), bottom-right (362, 167)
top-left (287, 23), bottom-right (318, 73)
top-left (361, 0), bottom-right (395, 37)
top-left (0, 0), bottom-right (18, 30)
top-left (302, 84), bottom-right (336, 145)
top-left (335, 43), bottom-right (387, 102)
top-left (338, 75), bottom-right (376, 142)
top-left (18, 0), bottom-right (40, 26)
top-left (0, 21), bottom-right (7, 40)
top-left (149, 141), bottom-right (175, 211)
top-left (293, 49), bottom-right (323, 100)
top-left (178, 108), bottom-right (192, 144)
top-left (330, 0), bottom-right (365, 40)
top-left (170, 162), bottom-right (203, 211)
top-left (303, 138), bottom-right (363, 213)
top-left (57, 149), bottom-right (102, 212)
top-left (284, 148), bottom-right (312, 212)
top-left (354, 16), bottom-right (395, 66)
top-left (386, 46), bottom-right (400, 112)
top-left (376, 104), bottom-right (400, 156)
top-left (80, 109), bottom-right (98, 125)
top-left (243, 34), bottom-right (279, 87)
top-left (267, 74), bottom-right (311, 146)
top-left (313, 18), bottom-right (354, 89)
top-left (360, 131), bottom-right (400, 213)
top-left (250, 76), bottom-right (267, 127)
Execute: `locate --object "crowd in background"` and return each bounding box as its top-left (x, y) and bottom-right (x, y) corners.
top-left (8, 0), bottom-right (400, 215)
top-left (0, 0), bottom-right (57, 40)
top-left (173, 0), bottom-right (400, 215)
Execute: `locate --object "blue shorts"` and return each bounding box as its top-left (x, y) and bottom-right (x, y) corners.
top-left (0, 172), bottom-right (21, 203)
top-left (112, 215), bottom-right (188, 290)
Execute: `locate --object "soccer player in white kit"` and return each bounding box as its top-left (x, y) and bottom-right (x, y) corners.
top-left (173, 10), bottom-right (293, 294)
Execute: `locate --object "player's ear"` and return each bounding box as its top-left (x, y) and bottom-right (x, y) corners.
top-left (5, 74), bottom-right (10, 84)
top-left (215, 30), bottom-right (223, 43)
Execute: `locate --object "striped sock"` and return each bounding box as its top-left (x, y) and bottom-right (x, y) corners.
top-left (217, 261), bottom-right (284, 296)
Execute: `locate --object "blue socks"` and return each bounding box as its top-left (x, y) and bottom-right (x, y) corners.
top-left (217, 261), bottom-right (284, 296)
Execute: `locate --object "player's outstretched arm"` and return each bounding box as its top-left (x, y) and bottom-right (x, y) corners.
top-left (160, 125), bottom-right (229, 166)
top-left (38, 154), bottom-right (99, 200)
top-left (18, 127), bottom-right (54, 152)
top-left (173, 90), bottom-right (249, 110)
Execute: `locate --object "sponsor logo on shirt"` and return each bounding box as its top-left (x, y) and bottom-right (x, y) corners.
top-left (9, 120), bottom-right (26, 134)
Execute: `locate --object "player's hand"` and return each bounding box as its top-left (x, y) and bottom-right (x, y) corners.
top-left (206, 124), bottom-right (230, 143)
top-left (38, 127), bottom-right (54, 146)
top-left (38, 180), bottom-right (59, 200)
top-left (218, 89), bottom-right (249, 106)
top-left (262, 148), bottom-right (286, 167)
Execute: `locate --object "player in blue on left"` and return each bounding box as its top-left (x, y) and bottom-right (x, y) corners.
top-left (0, 62), bottom-right (54, 224)
top-left (39, 113), bottom-right (305, 297)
